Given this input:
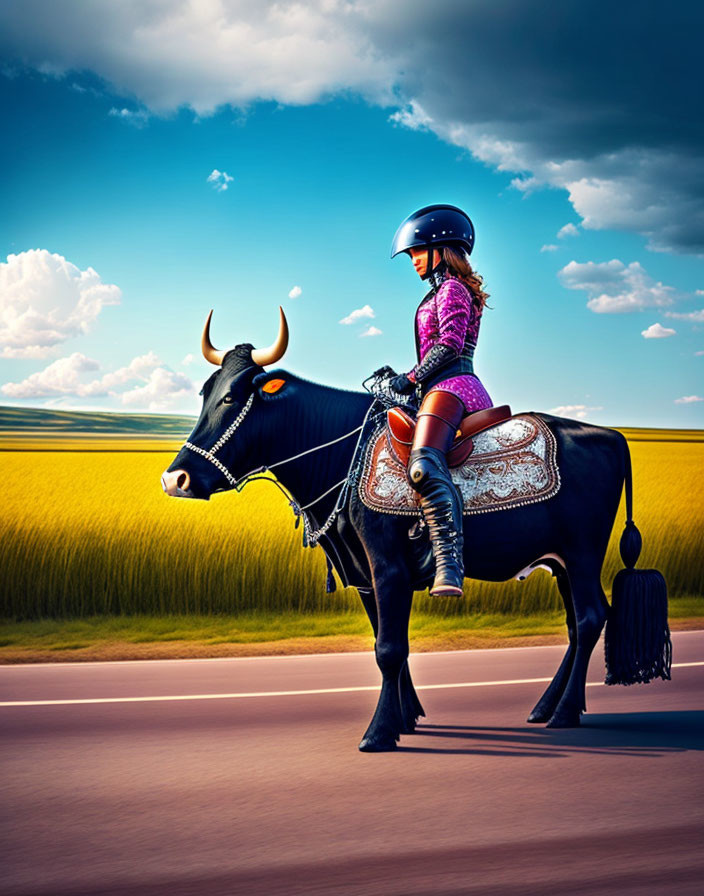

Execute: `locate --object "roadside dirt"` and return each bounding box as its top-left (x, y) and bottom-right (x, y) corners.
top-left (1, 618), bottom-right (701, 664)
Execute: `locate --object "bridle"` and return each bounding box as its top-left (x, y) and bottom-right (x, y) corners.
top-left (183, 390), bottom-right (384, 546)
top-left (184, 393), bottom-right (255, 489)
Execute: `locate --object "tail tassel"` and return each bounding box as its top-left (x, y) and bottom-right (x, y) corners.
top-left (604, 521), bottom-right (672, 686)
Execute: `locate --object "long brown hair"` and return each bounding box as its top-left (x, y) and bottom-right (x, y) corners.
top-left (442, 246), bottom-right (491, 311)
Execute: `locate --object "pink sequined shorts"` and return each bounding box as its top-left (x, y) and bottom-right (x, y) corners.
top-left (427, 375), bottom-right (493, 414)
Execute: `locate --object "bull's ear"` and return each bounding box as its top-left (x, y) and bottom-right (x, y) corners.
top-left (253, 370), bottom-right (290, 401)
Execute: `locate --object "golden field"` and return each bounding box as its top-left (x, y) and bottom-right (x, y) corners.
top-left (1, 430), bottom-right (703, 621)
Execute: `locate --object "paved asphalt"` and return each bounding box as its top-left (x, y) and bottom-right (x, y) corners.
top-left (2, 631), bottom-right (703, 896)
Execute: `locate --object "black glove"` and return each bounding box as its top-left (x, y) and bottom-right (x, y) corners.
top-left (390, 373), bottom-right (416, 395)
top-left (411, 343), bottom-right (457, 383)
top-left (372, 365), bottom-right (397, 379)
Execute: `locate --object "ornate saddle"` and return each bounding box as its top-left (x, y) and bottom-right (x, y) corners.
top-left (387, 403), bottom-right (514, 467)
top-left (359, 410), bottom-right (561, 517)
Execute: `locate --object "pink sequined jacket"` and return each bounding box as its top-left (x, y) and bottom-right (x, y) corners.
top-left (407, 274), bottom-right (493, 413)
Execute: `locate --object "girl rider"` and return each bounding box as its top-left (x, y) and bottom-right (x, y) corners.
top-left (388, 204), bottom-right (493, 597)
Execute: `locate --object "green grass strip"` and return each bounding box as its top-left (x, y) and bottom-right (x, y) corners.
top-left (1, 596), bottom-right (701, 656)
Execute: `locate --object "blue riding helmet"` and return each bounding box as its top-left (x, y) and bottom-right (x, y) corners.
top-left (390, 204), bottom-right (475, 268)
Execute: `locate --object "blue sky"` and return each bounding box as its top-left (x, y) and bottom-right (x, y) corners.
top-left (1, 1), bottom-right (702, 428)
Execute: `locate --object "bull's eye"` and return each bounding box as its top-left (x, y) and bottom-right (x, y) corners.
top-left (223, 395), bottom-right (234, 404)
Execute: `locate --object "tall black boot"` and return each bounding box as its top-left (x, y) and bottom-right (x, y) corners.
top-left (408, 446), bottom-right (464, 597)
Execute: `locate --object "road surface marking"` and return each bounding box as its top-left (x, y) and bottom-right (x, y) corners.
top-left (1, 662), bottom-right (701, 707)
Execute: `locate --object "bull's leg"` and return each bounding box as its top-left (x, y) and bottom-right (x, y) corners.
top-left (527, 567), bottom-right (576, 723)
top-left (547, 563), bottom-right (608, 728)
top-left (399, 660), bottom-right (426, 733)
top-left (359, 572), bottom-right (414, 753)
top-left (357, 587), bottom-right (425, 735)
top-left (357, 587), bottom-right (378, 637)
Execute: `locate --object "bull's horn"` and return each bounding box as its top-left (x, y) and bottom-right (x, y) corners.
top-left (251, 306), bottom-right (289, 367)
top-left (202, 310), bottom-right (226, 366)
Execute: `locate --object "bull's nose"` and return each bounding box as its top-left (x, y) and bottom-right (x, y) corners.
top-left (161, 469), bottom-right (191, 497)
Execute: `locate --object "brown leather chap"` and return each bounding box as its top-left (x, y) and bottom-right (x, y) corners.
top-left (413, 390), bottom-right (465, 452)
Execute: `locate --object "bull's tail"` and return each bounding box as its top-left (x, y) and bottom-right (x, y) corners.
top-left (604, 436), bottom-right (672, 685)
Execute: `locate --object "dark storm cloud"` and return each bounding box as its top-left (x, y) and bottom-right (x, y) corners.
top-left (373, 0), bottom-right (703, 158)
top-left (1, 0), bottom-right (702, 253)
top-left (371, 0), bottom-right (704, 253)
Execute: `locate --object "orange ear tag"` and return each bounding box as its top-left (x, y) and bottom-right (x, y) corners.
top-left (262, 378), bottom-right (286, 394)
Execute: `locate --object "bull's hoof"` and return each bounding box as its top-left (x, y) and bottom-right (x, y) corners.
top-left (400, 714), bottom-right (420, 734)
top-left (526, 709), bottom-right (551, 724)
top-left (358, 736), bottom-right (398, 752)
top-left (546, 710), bottom-right (581, 729)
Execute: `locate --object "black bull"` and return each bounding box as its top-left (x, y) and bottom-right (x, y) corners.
top-left (164, 344), bottom-right (670, 752)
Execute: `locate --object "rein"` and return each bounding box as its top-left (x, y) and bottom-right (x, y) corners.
top-left (184, 392), bottom-right (384, 546)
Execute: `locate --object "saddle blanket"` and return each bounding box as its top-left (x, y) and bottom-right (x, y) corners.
top-left (358, 413), bottom-right (561, 516)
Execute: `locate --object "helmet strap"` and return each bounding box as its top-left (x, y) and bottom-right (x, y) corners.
top-left (420, 247), bottom-right (435, 281)
top-left (429, 255), bottom-right (448, 291)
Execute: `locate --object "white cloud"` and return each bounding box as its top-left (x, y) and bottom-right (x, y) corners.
top-left (674, 395), bottom-right (703, 404)
top-left (560, 157), bottom-right (704, 254)
top-left (339, 304), bottom-right (375, 325)
top-left (360, 325), bottom-right (382, 337)
top-left (434, 129), bottom-right (704, 256)
top-left (641, 323), bottom-right (676, 339)
top-left (540, 244), bottom-right (559, 253)
top-left (549, 404), bottom-right (603, 420)
top-left (0, 249), bottom-right (121, 358)
top-left (0, 351), bottom-right (192, 409)
top-left (557, 223), bottom-right (579, 239)
top-left (181, 353), bottom-right (194, 365)
top-left (696, 289), bottom-right (704, 296)
top-left (2, 3), bottom-right (394, 114)
top-left (207, 169), bottom-right (234, 192)
top-left (108, 106), bottom-right (149, 126)
top-left (80, 351), bottom-right (162, 395)
top-left (664, 309), bottom-right (704, 322)
top-left (1, 352), bottom-right (100, 398)
top-left (558, 259), bottom-right (678, 313)
top-left (510, 175), bottom-right (540, 194)
top-left (2, 3), bottom-right (392, 114)
top-left (389, 100), bottom-right (433, 131)
top-left (120, 367), bottom-right (194, 411)
top-left (695, 350), bottom-right (704, 356)
top-left (288, 285), bottom-right (302, 299)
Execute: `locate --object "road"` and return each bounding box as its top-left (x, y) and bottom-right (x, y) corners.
top-left (2, 631), bottom-right (703, 895)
